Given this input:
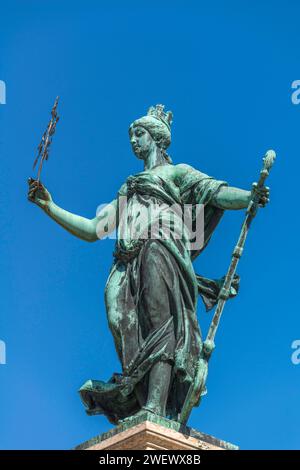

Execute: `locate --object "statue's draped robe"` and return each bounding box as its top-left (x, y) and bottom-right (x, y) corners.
top-left (79, 167), bottom-right (231, 424)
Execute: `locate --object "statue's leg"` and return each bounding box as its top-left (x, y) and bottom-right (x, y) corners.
top-left (143, 359), bottom-right (173, 415)
top-left (105, 262), bottom-right (139, 370)
top-left (133, 376), bottom-right (148, 408)
top-left (139, 240), bottom-right (176, 417)
top-left (104, 265), bottom-right (125, 365)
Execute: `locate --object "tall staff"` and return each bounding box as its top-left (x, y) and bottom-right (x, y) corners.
top-left (180, 150), bottom-right (276, 424)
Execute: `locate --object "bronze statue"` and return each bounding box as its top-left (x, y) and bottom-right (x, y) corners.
top-left (28, 104), bottom-right (272, 425)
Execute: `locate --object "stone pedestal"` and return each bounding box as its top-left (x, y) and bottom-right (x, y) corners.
top-left (75, 412), bottom-right (238, 451)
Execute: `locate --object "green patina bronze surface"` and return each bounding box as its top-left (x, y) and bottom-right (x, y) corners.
top-left (28, 104), bottom-right (271, 427)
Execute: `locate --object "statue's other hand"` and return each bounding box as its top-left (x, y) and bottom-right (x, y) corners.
top-left (251, 183), bottom-right (270, 208)
top-left (27, 177), bottom-right (52, 208)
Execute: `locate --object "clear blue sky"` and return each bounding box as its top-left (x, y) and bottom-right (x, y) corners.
top-left (0, 0), bottom-right (299, 450)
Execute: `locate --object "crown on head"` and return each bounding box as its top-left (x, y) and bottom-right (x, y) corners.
top-left (147, 104), bottom-right (173, 130)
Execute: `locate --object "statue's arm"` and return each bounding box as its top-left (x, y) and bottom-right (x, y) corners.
top-left (45, 202), bottom-right (100, 241)
top-left (27, 178), bottom-right (117, 242)
top-left (174, 164), bottom-right (269, 210)
top-left (212, 186), bottom-right (251, 210)
top-left (44, 200), bottom-right (117, 242)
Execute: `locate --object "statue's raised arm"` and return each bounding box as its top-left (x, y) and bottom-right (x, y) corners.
top-left (27, 177), bottom-right (117, 242)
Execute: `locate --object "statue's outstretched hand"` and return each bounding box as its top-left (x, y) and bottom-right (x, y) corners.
top-left (27, 177), bottom-right (52, 209)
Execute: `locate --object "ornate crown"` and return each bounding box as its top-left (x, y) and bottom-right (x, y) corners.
top-left (147, 104), bottom-right (173, 130)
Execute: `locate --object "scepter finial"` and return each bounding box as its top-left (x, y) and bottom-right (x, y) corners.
top-left (263, 149), bottom-right (276, 171)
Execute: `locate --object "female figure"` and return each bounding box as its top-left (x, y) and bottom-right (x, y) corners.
top-left (28, 105), bottom-right (269, 424)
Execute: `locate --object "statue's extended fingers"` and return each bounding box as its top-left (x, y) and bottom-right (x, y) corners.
top-left (29, 182), bottom-right (39, 191)
top-left (259, 192), bottom-right (269, 201)
top-left (257, 188), bottom-right (269, 198)
top-left (259, 196), bottom-right (269, 207)
top-left (29, 186), bottom-right (39, 197)
top-left (35, 190), bottom-right (44, 199)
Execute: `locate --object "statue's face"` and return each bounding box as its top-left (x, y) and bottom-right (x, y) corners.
top-left (129, 124), bottom-right (154, 160)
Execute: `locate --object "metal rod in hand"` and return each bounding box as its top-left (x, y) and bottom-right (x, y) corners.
top-left (33, 96), bottom-right (60, 185)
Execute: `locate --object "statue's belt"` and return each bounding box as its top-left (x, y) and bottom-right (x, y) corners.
top-left (113, 239), bottom-right (145, 263)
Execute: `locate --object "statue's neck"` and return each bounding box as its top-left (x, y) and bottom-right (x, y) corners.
top-left (144, 146), bottom-right (167, 170)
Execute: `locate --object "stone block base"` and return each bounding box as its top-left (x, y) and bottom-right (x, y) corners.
top-left (75, 412), bottom-right (238, 451)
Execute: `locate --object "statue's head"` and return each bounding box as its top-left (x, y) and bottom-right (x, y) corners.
top-left (129, 104), bottom-right (173, 163)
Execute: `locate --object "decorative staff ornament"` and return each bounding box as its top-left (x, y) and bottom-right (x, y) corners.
top-left (32, 96), bottom-right (60, 184)
top-left (179, 149), bottom-right (276, 424)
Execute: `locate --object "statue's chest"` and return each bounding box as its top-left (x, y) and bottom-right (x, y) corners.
top-left (126, 172), bottom-right (181, 202)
